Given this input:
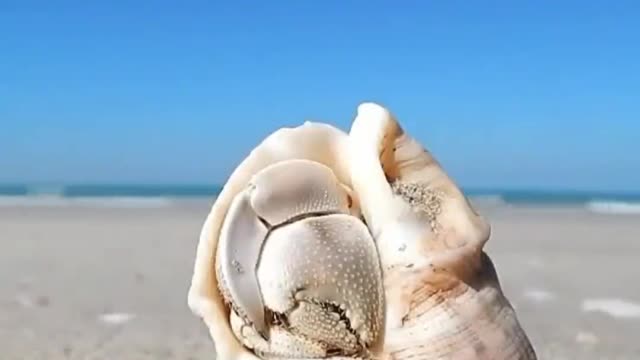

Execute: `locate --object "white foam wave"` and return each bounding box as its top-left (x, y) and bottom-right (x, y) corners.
top-left (468, 194), bottom-right (506, 206)
top-left (0, 195), bottom-right (174, 208)
top-left (98, 312), bottom-right (136, 325)
top-left (26, 185), bottom-right (65, 196)
top-left (523, 288), bottom-right (556, 303)
top-left (575, 331), bottom-right (599, 344)
top-left (585, 201), bottom-right (640, 214)
top-left (581, 298), bottom-right (640, 319)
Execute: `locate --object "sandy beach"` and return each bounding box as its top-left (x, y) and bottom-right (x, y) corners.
top-left (1, 201), bottom-right (639, 359)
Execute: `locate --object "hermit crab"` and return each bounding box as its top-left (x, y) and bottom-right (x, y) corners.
top-left (187, 103), bottom-right (537, 359)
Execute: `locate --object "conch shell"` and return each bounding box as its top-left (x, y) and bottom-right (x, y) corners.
top-left (188, 103), bottom-right (537, 359)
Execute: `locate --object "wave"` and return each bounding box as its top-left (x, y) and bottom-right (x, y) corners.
top-left (26, 184), bottom-right (65, 197)
top-left (467, 194), bottom-right (506, 206)
top-left (2, 185), bottom-right (639, 212)
top-left (585, 201), bottom-right (640, 215)
top-left (0, 184), bottom-right (221, 198)
top-left (0, 195), bottom-right (174, 208)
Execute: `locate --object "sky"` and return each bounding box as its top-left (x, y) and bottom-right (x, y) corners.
top-left (1, 1), bottom-right (639, 191)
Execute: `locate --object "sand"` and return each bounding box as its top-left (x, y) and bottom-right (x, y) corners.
top-left (1, 201), bottom-right (639, 359)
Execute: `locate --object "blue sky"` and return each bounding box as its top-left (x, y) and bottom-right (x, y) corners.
top-left (1, 1), bottom-right (639, 190)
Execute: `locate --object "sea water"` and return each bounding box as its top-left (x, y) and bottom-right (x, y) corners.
top-left (0, 184), bottom-right (639, 213)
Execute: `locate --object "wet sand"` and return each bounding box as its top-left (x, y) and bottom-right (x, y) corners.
top-left (1, 201), bottom-right (639, 359)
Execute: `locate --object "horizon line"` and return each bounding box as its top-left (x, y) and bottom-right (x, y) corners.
top-left (0, 182), bottom-right (639, 195)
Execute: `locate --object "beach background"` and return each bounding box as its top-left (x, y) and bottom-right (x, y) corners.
top-left (3, 2), bottom-right (640, 359)
top-left (1, 187), bottom-right (639, 359)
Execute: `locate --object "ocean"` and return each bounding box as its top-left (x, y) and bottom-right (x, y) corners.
top-left (1, 184), bottom-right (639, 214)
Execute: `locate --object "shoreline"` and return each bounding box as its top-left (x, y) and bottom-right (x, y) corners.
top-left (2, 195), bottom-right (640, 217)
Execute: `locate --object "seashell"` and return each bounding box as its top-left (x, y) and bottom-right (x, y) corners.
top-left (349, 102), bottom-right (537, 359)
top-left (188, 104), bottom-right (537, 360)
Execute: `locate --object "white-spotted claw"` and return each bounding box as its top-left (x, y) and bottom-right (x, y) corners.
top-left (216, 159), bottom-right (384, 357)
top-left (188, 123), bottom-right (385, 360)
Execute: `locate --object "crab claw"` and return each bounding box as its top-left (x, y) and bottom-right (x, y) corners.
top-left (349, 102), bottom-right (537, 359)
top-left (188, 123), bottom-right (384, 360)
